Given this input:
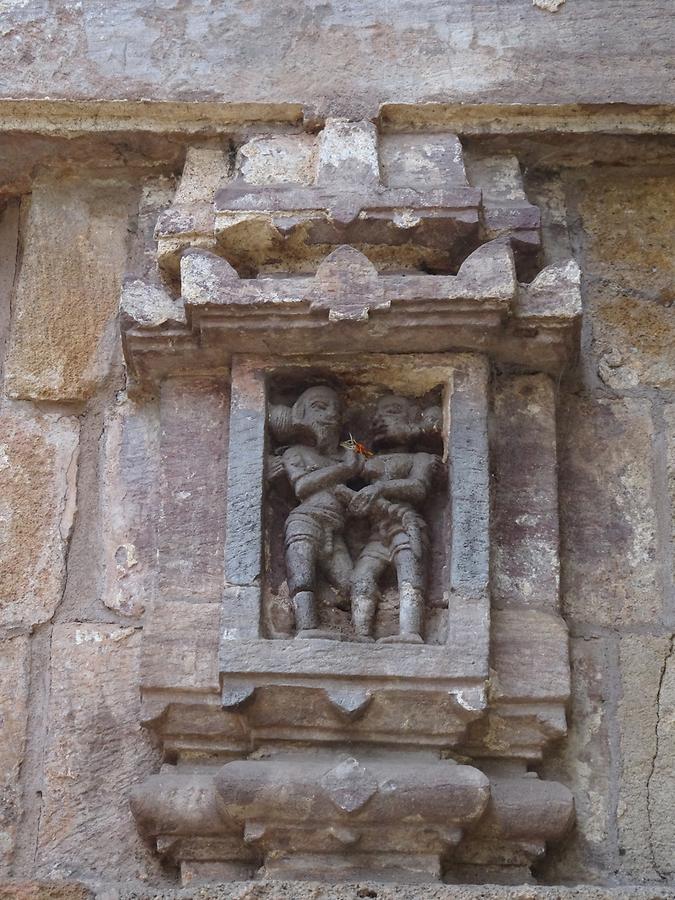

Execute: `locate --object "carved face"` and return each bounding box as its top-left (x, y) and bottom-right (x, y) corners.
top-left (293, 386), bottom-right (341, 450)
top-left (373, 394), bottom-right (416, 447)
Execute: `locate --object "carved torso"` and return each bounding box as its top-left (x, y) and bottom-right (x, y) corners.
top-left (281, 445), bottom-right (352, 549)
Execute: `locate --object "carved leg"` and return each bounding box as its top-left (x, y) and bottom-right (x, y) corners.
top-left (322, 534), bottom-right (353, 611)
top-left (398, 581), bottom-right (424, 642)
top-left (286, 538), bottom-right (343, 641)
top-left (351, 549), bottom-right (387, 642)
top-left (352, 593), bottom-right (377, 642)
top-left (285, 539), bottom-right (319, 633)
top-left (293, 591), bottom-right (319, 631)
top-left (379, 548), bottom-right (424, 644)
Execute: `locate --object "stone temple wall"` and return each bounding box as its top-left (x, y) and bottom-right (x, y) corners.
top-left (0, 3), bottom-right (674, 899)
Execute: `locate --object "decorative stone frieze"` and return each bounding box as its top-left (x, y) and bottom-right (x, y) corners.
top-left (124, 120), bottom-right (580, 885)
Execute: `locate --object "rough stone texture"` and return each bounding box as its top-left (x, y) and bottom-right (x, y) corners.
top-left (0, 7), bottom-right (674, 887)
top-left (579, 174), bottom-right (675, 391)
top-left (492, 375), bottom-right (559, 612)
top-left (100, 394), bottom-right (159, 618)
top-left (665, 404), bottom-right (675, 588)
top-left (1, 2), bottom-right (674, 114)
top-left (141, 600), bottom-right (220, 693)
top-left (540, 637), bottom-right (615, 882)
top-left (558, 396), bottom-right (660, 628)
top-left (126, 177), bottom-right (176, 285)
top-left (0, 203), bottom-right (19, 385)
top-left (158, 378), bottom-right (230, 603)
top-left (0, 885), bottom-right (92, 900)
top-left (617, 634), bottom-right (675, 882)
top-left (649, 637), bottom-right (675, 880)
top-left (238, 135), bottom-right (316, 185)
top-left (36, 624), bottom-right (160, 882)
top-left (0, 636), bottom-right (29, 876)
top-left (114, 882), bottom-right (675, 899)
top-left (0, 404), bottom-right (78, 629)
top-left (4, 176), bottom-right (133, 401)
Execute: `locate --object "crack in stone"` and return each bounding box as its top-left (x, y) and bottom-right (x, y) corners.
top-left (646, 632), bottom-right (674, 881)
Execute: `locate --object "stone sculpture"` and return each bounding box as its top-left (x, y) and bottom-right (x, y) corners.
top-left (269, 387), bottom-right (442, 642)
top-left (268, 385), bottom-right (361, 637)
top-left (349, 394), bottom-right (443, 643)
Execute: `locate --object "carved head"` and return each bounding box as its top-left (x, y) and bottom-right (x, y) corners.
top-left (292, 385), bottom-right (342, 451)
top-left (372, 394), bottom-right (417, 448)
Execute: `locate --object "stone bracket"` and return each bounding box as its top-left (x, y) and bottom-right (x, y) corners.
top-left (130, 762), bottom-right (573, 883)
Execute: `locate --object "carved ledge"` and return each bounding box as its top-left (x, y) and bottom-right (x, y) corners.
top-left (153, 123), bottom-right (541, 280)
top-left (218, 639), bottom-right (487, 746)
top-left (130, 762), bottom-right (572, 883)
top-left (121, 241), bottom-right (580, 384)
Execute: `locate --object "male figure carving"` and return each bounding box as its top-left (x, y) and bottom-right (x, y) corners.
top-left (349, 394), bottom-right (441, 643)
top-left (272, 386), bottom-right (361, 637)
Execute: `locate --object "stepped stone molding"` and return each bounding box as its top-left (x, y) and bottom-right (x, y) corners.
top-left (122, 243), bottom-right (579, 384)
top-left (122, 121), bottom-right (580, 885)
top-left (153, 123), bottom-right (541, 281)
top-left (131, 761), bottom-right (573, 883)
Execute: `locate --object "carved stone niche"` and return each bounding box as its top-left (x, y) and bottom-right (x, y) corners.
top-left (219, 354), bottom-right (489, 750)
top-left (126, 123), bottom-right (579, 886)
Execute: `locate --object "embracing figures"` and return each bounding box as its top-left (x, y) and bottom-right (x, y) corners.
top-left (268, 386), bottom-right (442, 643)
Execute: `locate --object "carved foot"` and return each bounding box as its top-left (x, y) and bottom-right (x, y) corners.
top-left (378, 632), bottom-right (424, 644)
top-left (352, 634), bottom-right (375, 644)
top-left (296, 628), bottom-right (344, 641)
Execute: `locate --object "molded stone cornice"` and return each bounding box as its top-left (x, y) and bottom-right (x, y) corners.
top-left (120, 241), bottom-right (580, 383)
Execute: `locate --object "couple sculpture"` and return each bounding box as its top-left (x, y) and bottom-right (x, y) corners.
top-left (268, 385), bottom-right (443, 643)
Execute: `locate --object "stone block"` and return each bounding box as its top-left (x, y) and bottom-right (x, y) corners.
top-left (214, 122), bottom-right (481, 277)
top-left (173, 147), bottom-right (230, 205)
top-left (525, 173), bottom-right (573, 266)
top-left (100, 394), bottom-right (160, 618)
top-left (380, 133), bottom-right (468, 189)
top-left (665, 404), bottom-right (675, 589)
top-left (492, 374), bottom-right (559, 612)
top-left (158, 378), bottom-right (230, 603)
top-left (0, 636), bottom-right (29, 876)
top-left (316, 119), bottom-right (379, 188)
top-left (113, 883), bottom-right (675, 899)
top-left (237, 135), bottom-right (316, 185)
top-left (154, 149), bottom-right (231, 279)
top-left (617, 634), bottom-right (675, 882)
top-left (141, 601), bottom-right (220, 693)
top-left (539, 636), bottom-right (614, 882)
top-left (0, 404), bottom-right (78, 629)
top-left (490, 609), bottom-right (569, 703)
top-left (649, 636), bottom-right (675, 880)
top-left (579, 174), bottom-right (675, 391)
top-left (224, 362), bottom-right (265, 590)
top-left (5, 176), bottom-right (133, 401)
top-left (126, 177), bottom-right (177, 283)
top-left (36, 624), bottom-right (160, 881)
top-left (464, 152), bottom-right (541, 268)
top-left (558, 396), bottom-right (660, 627)
top-left (448, 363), bottom-right (491, 608)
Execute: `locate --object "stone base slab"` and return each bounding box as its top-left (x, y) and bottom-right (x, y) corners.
top-left (6, 881), bottom-right (669, 900)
